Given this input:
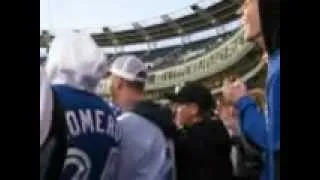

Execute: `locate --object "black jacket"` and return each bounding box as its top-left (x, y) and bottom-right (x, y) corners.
top-left (175, 118), bottom-right (233, 180)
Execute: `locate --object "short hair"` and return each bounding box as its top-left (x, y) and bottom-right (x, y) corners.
top-left (224, 73), bottom-right (240, 83)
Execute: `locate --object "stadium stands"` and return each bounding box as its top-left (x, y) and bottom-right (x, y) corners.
top-left (40, 0), bottom-right (241, 47)
top-left (40, 29), bottom-right (237, 70)
top-left (41, 0), bottom-right (263, 100)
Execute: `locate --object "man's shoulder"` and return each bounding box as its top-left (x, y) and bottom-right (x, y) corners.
top-left (108, 102), bottom-right (122, 117)
top-left (197, 119), bottom-right (225, 131)
top-left (117, 112), bottom-right (166, 150)
top-left (118, 112), bottom-right (166, 139)
top-left (117, 111), bottom-right (141, 122)
top-left (54, 85), bottom-right (110, 106)
top-left (194, 119), bottom-right (230, 141)
top-left (117, 112), bottom-right (162, 134)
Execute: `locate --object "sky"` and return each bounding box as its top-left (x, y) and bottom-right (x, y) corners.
top-left (39, 0), bottom-right (238, 55)
top-left (40, 0), bottom-right (202, 33)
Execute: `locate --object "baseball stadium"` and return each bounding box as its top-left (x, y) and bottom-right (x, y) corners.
top-left (40, 0), bottom-right (266, 100)
top-left (40, 0), bottom-right (280, 180)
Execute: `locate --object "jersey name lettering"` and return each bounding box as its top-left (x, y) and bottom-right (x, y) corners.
top-left (65, 109), bottom-right (121, 141)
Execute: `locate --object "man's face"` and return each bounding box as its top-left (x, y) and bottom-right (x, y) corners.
top-left (215, 99), bottom-right (235, 125)
top-left (242, 0), bottom-right (261, 41)
top-left (174, 102), bottom-right (198, 126)
top-left (108, 75), bottom-right (122, 103)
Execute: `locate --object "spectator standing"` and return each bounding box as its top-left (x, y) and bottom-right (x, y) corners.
top-left (168, 83), bottom-right (233, 180)
top-left (217, 89), bottom-right (266, 180)
top-left (222, 0), bottom-right (280, 179)
top-left (44, 33), bottom-right (121, 180)
top-left (107, 55), bottom-right (175, 180)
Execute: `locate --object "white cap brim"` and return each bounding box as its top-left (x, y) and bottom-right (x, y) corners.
top-left (110, 66), bottom-right (146, 82)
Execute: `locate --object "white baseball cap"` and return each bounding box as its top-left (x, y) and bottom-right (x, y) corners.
top-left (109, 55), bottom-right (147, 82)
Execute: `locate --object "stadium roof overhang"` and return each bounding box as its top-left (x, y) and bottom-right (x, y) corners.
top-left (40, 0), bottom-right (241, 48)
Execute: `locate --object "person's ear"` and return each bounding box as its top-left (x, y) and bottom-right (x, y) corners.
top-left (113, 76), bottom-right (123, 91)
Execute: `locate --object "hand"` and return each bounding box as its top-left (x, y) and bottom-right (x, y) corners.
top-left (222, 79), bottom-right (248, 103)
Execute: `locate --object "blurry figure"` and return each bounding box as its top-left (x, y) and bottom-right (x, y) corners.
top-left (44, 33), bottom-right (121, 180)
top-left (131, 100), bottom-right (178, 180)
top-left (248, 88), bottom-right (266, 112)
top-left (216, 93), bottom-right (264, 180)
top-left (164, 94), bottom-right (182, 130)
top-left (222, 0), bottom-right (280, 179)
top-left (40, 66), bottom-right (53, 148)
top-left (261, 52), bottom-right (268, 64)
top-left (169, 102), bottom-right (182, 129)
top-left (108, 55), bottom-right (175, 180)
top-left (108, 55), bottom-right (147, 112)
top-left (168, 83), bottom-right (233, 180)
top-left (215, 96), bottom-right (238, 136)
top-left (40, 66), bottom-right (68, 180)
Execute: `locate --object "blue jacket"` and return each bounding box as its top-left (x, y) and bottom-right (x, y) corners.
top-left (235, 50), bottom-right (280, 180)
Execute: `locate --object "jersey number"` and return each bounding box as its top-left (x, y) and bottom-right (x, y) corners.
top-left (62, 147), bottom-right (119, 180)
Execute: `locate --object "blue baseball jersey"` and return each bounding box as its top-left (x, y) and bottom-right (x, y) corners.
top-left (53, 85), bottom-right (122, 180)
